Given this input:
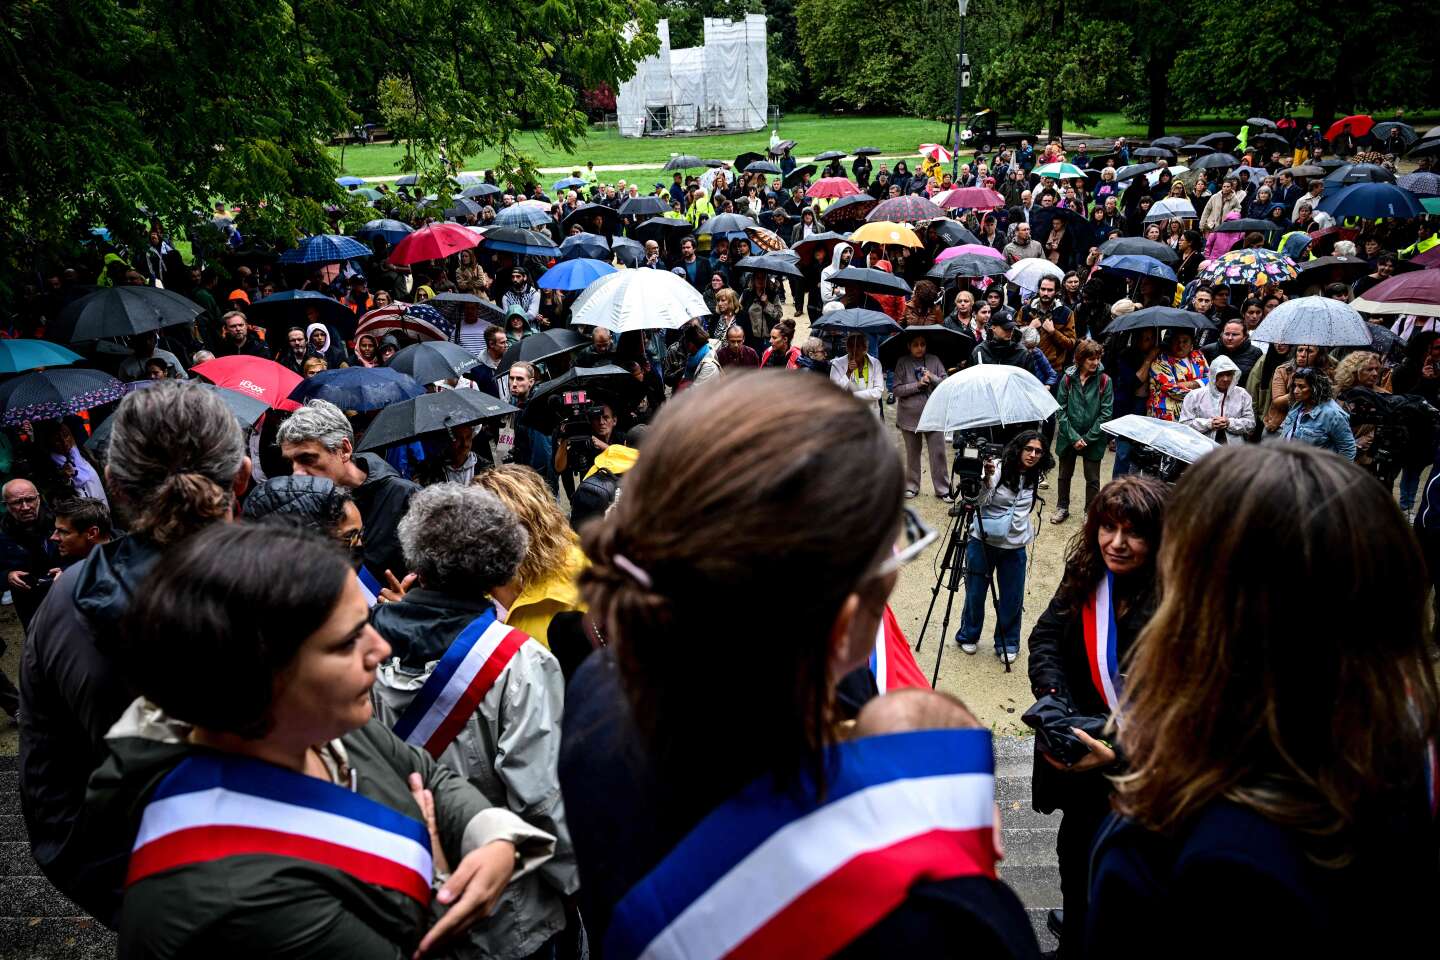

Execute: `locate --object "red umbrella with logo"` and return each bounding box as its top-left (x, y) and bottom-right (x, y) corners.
top-left (387, 222), bottom-right (480, 266)
top-left (806, 177), bottom-right (861, 200)
top-left (192, 356), bottom-right (303, 411)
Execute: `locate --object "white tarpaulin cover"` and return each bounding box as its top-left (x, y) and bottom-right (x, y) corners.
top-left (616, 16), bottom-right (767, 137)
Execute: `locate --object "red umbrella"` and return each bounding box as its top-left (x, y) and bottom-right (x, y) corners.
top-left (933, 187), bottom-right (1006, 211)
top-left (387, 222), bottom-right (480, 266)
top-left (1325, 115), bottom-right (1375, 142)
top-left (806, 177), bottom-right (861, 200)
top-left (1352, 270), bottom-right (1440, 318)
top-left (192, 356), bottom-right (303, 411)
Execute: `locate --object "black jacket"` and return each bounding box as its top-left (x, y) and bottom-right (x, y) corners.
top-left (214, 335), bottom-right (270, 359)
top-left (0, 508), bottom-right (58, 628)
top-left (351, 452), bottom-right (418, 579)
top-left (973, 337), bottom-right (1038, 373)
top-left (559, 652), bottom-right (1041, 960)
top-left (370, 587), bottom-right (492, 670)
top-left (18, 535), bottom-right (160, 927)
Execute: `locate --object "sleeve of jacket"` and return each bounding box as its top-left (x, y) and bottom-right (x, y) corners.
top-left (1328, 404), bottom-right (1357, 459)
top-left (1086, 377), bottom-right (1113, 445)
top-left (1179, 388), bottom-right (1212, 432)
top-left (1055, 375), bottom-right (1078, 448)
top-left (892, 358), bottom-right (926, 399)
top-left (850, 359), bottom-right (884, 402)
top-left (1227, 387), bottom-right (1256, 436)
top-left (1026, 590), bottom-right (1072, 701)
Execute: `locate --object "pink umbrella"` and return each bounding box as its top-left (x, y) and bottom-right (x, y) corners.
top-left (919, 143), bottom-right (954, 164)
top-left (807, 177), bottom-right (861, 200)
top-left (937, 244), bottom-right (1006, 263)
top-left (933, 187), bottom-right (1005, 211)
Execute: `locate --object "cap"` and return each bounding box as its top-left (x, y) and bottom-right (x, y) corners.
top-left (227, 289), bottom-right (250, 304)
top-left (989, 310), bottom-right (1016, 330)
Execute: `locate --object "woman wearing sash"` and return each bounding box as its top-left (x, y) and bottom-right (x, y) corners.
top-left (1025, 475), bottom-right (1167, 958)
top-left (86, 524), bottom-right (555, 958)
top-left (560, 372), bottom-right (1040, 960)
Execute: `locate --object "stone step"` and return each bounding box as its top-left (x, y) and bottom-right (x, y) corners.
top-left (997, 863), bottom-right (1065, 908)
top-left (997, 826), bottom-right (1059, 867)
top-left (0, 876), bottom-right (87, 918)
top-left (0, 814), bottom-right (26, 843)
top-left (1024, 907), bottom-right (1061, 952)
top-left (0, 918), bottom-right (116, 960)
top-left (1, 841), bottom-right (39, 877)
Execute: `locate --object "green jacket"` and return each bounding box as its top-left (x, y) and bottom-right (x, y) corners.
top-left (1056, 365), bottom-right (1113, 462)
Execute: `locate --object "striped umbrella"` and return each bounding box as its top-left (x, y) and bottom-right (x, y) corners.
top-left (1352, 271), bottom-right (1440, 318)
top-left (494, 204), bottom-right (553, 229)
top-left (278, 234), bottom-right (372, 264)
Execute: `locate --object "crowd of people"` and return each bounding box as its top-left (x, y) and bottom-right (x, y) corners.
top-left (4, 116), bottom-right (1440, 959)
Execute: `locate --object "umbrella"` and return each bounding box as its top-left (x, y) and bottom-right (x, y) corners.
top-left (1197, 248), bottom-right (1298, 289)
top-left (443, 198), bottom-right (483, 221)
top-left (1099, 254), bottom-right (1178, 284)
top-left (1032, 162), bottom-right (1087, 180)
top-left (0, 340), bottom-right (83, 374)
top-left (1398, 172), bottom-right (1440, 196)
top-left (482, 227), bottom-right (559, 257)
top-left (388, 341), bottom-right (481, 383)
top-left (807, 177), bottom-right (861, 199)
top-left (878, 326), bottom-right (975, 370)
top-left (628, 216), bottom-right (693, 243)
top-left (278, 234), bottom-right (371, 265)
top-left (1409, 137), bottom-right (1440, 159)
top-left (853, 147), bottom-right (883, 156)
top-left (1250, 296), bottom-right (1371, 347)
top-left (1246, 118), bottom-right (1278, 131)
top-left (1374, 121), bottom-right (1418, 146)
top-left (812, 308), bottom-right (903, 336)
top-left (494, 204), bottom-right (553, 229)
top-left (819, 194), bottom-right (879, 227)
top-left (520, 364), bottom-right (646, 432)
top-left (192, 356), bottom-right (304, 411)
top-left (425, 294), bottom-right (505, 334)
top-left (736, 254), bottom-right (803, 279)
top-left (249, 290), bottom-right (358, 340)
top-left (744, 225), bottom-right (788, 253)
top-left (813, 150), bottom-right (848, 162)
top-left (496, 327), bottom-right (588, 375)
top-left (662, 155), bottom-right (706, 170)
top-left (928, 254), bottom-right (1009, 282)
top-left (829, 266), bottom-right (912, 296)
top-left (1323, 163), bottom-right (1396, 186)
top-left (744, 160), bottom-right (783, 175)
top-left (933, 187), bottom-right (1005, 210)
top-left (1318, 182), bottom-right (1425, 220)
top-left (792, 231), bottom-right (851, 266)
top-left (1292, 255), bottom-right (1373, 283)
top-left (355, 303), bottom-right (454, 343)
top-left (353, 188), bottom-right (385, 202)
top-left (53, 285), bottom-right (202, 343)
top-left (696, 213), bottom-right (758, 237)
top-left (569, 268), bottom-right (709, 333)
top-left (1279, 164), bottom-right (1326, 178)
top-left (1196, 132), bottom-right (1239, 148)
top-left (1103, 306), bottom-right (1215, 335)
top-left (394, 174), bottom-right (420, 188)
top-left (608, 235), bottom-right (646, 267)
top-left (86, 382), bottom-right (271, 456)
top-left (919, 143), bottom-right (954, 164)
top-left (460, 183), bottom-right (502, 199)
top-left (849, 220), bottom-right (923, 248)
top-left (562, 202), bottom-right (621, 236)
top-left (1325, 115), bottom-right (1374, 141)
top-left (1027, 206), bottom-right (1088, 243)
top-left (937, 243), bottom-right (1006, 263)
top-left (782, 164), bottom-right (818, 188)
top-left (552, 177), bottom-right (586, 192)
top-left (358, 390), bottom-right (516, 453)
top-left (1115, 161), bottom-right (1165, 182)
top-left (767, 140), bottom-right (797, 157)
top-left (354, 219), bottom-right (414, 246)
top-left (0, 368), bottom-right (126, 427)
top-left (916, 364), bottom-right (1059, 433)
top-left (1191, 153), bottom-right (1240, 171)
top-left (1179, 143), bottom-right (1216, 156)
top-left (1131, 146), bottom-right (1174, 160)
top-left (1101, 414), bottom-right (1218, 464)
top-left (1211, 217), bottom-right (1283, 235)
top-left (1413, 245), bottom-right (1440, 269)
top-left (288, 367), bottom-right (423, 412)
top-left (1352, 271), bottom-right (1440, 318)
top-left (1232, 165), bottom-right (1270, 182)
top-left (1151, 136), bottom-right (1186, 149)
top-left (538, 258), bottom-right (617, 291)
top-left (1005, 259), bottom-right (1065, 292)
top-left (388, 222), bottom-right (480, 265)
top-left (1099, 237), bottom-right (1180, 265)
top-left (559, 232), bottom-right (612, 261)
top-left (336, 176), bottom-right (366, 187)
top-left (1249, 132), bottom-right (1290, 151)
top-left (618, 196), bottom-right (668, 218)
top-left (1423, 197), bottom-right (1440, 215)
top-left (930, 220), bottom-right (983, 248)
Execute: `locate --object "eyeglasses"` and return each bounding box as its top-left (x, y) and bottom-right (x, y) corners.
top-left (339, 528), bottom-right (364, 548)
top-left (873, 507), bottom-right (938, 578)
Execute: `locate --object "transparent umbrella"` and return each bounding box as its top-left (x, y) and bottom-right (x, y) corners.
top-left (1101, 414), bottom-right (1219, 465)
top-left (917, 364), bottom-right (1059, 433)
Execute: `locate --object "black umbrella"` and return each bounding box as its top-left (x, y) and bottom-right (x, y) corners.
top-left (1115, 161), bottom-right (1165, 182)
top-left (819, 194), bottom-right (878, 227)
top-left (813, 150), bottom-right (847, 162)
top-left (1279, 164), bottom-right (1325, 178)
top-left (830, 266), bottom-right (912, 296)
top-left (766, 140), bottom-right (797, 157)
top-left (853, 147), bottom-right (883, 156)
top-left (735, 151), bottom-right (766, 171)
top-left (1249, 132), bottom-right (1290, 151)
top-left (1414, 138), bottom-right (1440, 159)
top-left (1317, 158), bottom-right (1347, 172)
top-left (609, 235), bottom-right (646, 268)
top-left (1191, 153), bottom-right (1240, 171)
top-left (792, 231), bottom-right (851, 266)
top-left (1323, 163), bottom-right (1396, 186)
top-left (628, 216), bottom-right (694, 242)
top-left (559, 232), bottom-right (612, 261)
top-left (562, 202), bottom-right (621, 236)
top-left (86, 382), bottom-right (269, 455)
top-left (389, 341), bottom-right (481, 383)
top-left (1027, 205), bottom-right (1088, 242)
top-left (745, 160), bottom-right (782, 175)
top-left (53, 285), bottom-right (202, 343)
top-left (663, 155), bottom-right (706, 170)
top-left (927, 255), bottom-right (1008, 282)
top-left (1211, 218), bottom-right (1283, 235)
top-left (879, 326), bottom-right (975, 370)
top-left (812, 307), bottom-right (902, 336)
top-left (1099, 237), bottom-right (1181, 266)
top-left (930, 220), bottom-right (983, 247)
top-left (248, 290), bottom-right (358, 341)
top-left (1196, 132), bottom-right (1239, 148)
top-left (1150, 136), bottom-right (1185, 150)
top-left (357, 389), bottom-right (516, 452)
top-left (0, 368), bottom-right (126, 427)
top-left (1131, 146), bottom-right (1174, 160)
top-left (782, 164), bottom-right (818, 188)
top-left (704, 159), bottom-right (728, 168)
top-left (696, 213), bottom-right (758, 237)
top-left (497, 327), bottom-right (588, 376)
top-left (1373, 121), bottom-right (1418, 148)
top-left (461, 183), bottom-right (502, 200)
top-left (1246, 117), bottom-right (1278, 131)
top-left (1290, 255), bottom-right (1373, 285)
top-left (1179, 143), bottom-right (1216, 156)
top-left (618, 196), bottom-right (668, 217)
top-left (519, 364), bottom-right (645, 432)
top-left (736, 254), bottom-right (803, 279)
top-left (1104, 306), bottom-right (1216, 335)
top-left (445, 198), bottom-right (482, 220)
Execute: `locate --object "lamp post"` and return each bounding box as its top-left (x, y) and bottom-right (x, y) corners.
top-left (951, 0), bottom-right (971, 180)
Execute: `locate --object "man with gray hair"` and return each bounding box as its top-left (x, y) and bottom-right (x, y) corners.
top-left (371, 484), bottom-right (577, 957)
top-left (277, 399), bottom-right (418, 580)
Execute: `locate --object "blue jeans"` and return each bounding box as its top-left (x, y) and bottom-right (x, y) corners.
top-left (1400, 463), bottom-right (1430, 511)
top-left (955, 538), bottom-right (1026, 653)
top-left (1112, 438), bottom-right (1135, 478)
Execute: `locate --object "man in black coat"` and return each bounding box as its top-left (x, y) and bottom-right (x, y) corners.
top-left (1202, 319), bottom-right (1263, 384)
top-left (213, 309), bottom-right (270, 358)
top-left (0, 479), bottom-right (60, 633)
top-left (971, 313), bottom-right (1040, 375)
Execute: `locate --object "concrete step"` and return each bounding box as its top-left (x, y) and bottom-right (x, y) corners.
top-left (0, 918), bottom-right (116, 960)
top-left (1, 841), bottom-right (40, 877)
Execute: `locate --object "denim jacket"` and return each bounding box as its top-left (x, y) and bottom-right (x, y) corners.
top-left (1280, 399), bottom-right (1356, 460)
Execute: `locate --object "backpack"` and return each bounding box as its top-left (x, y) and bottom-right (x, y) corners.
top-left (570, 468), bottom-right (620, 530)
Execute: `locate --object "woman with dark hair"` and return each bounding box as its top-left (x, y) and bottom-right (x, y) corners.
top-left (1262, 343), bottom-right (1330, 438)
top-left (1028, 475), bottom-right (1168, 960)
top-left (759, 318), bottom-right (800, 369)
top-left (87, 523), bottom-right (553, 956)
top-left (955, 431), bottom-right (1053, 664)
top-left (1088, 445), bottom-right (1439, 955)
top-left (1280, 367), bottom-right (1356, 459)
top-left (1147, 330), bottom-right (1209, 421)
top-left (904, 279), bottom-right (943, 327)
top-left (559, 373), bottom-right (1040, 959)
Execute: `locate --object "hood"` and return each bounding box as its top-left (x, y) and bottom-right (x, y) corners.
top-left (305, 322), bottom-right (331, 353)
top-left (982, 337), bottom-right (1027, 362)
top-left (244, 475), bottom-right (348, 532)
top-left (1208, 354), bottom-right (1240, 378)
top-left (823, 243), bottom-right (853, 278)
top-left (83, 699), bottom-right (196, 858)
top-left (354, 450), bottom-right (400, 489)
top-left (73, 535), bottom-right (162, 641)
top-left (1062, 361), bottom-right (1106, 379)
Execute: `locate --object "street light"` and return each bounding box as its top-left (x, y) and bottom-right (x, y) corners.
top-left (950, 0), bottom-right (970, 179)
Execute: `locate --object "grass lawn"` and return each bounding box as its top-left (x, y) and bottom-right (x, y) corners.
top-left (1070, 110), bottom-right (1440, 140)
top-left (331, 113), bottom-right (952, 179)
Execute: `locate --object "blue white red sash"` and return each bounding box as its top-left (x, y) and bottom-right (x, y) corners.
top-left (391, 607), bottom-right (528, 758)
top-left (606, 729), bottom-right (997, 960)
top-left (1083, 571), bottom-right (1121, 711)
top-left (357, 566), bottom-right (384, 608)
top-left (868, 605), bottom-right (928, 694)
top-left (126, 752), bottom-right (433, 903)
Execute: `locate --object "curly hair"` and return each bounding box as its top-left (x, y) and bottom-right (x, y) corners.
top-left (398, 483), bottom-right (528, 594)
top-left (1053, 476), bottom-right (1168, 617)
top-left (1331, 350), bottom-right (1380, 395)
top-left (472, 465), bottom-right (578, 591)
top-left (1292, 366), bottom-right (1334, 405)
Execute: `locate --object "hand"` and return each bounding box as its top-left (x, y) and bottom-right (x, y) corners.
top-left (380, 569), bottom-right (417, 604)
top-left (1214, 416), bottom-right (1228, 429)
top-left (47, 567), bottom-right (62, 580)
top-left (982, 460), bottom-right (996, 478)
top-left (414, 841), bottom-right (517, 958)
top-left (6, 570), bottom-right (30, 591)
top-left (591, 437), bottom-right (610, 452)
top-left (408, 773), bottom-right (451, 879)
top-left (1042, 319), bottom-right (1055, 334)
top-left (1073, 438), bottom-right (1087, 450)
top-left (1067, 727), bottom-right (1118, 772)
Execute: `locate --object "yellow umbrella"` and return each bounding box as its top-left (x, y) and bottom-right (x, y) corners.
top-left (850, 220), bottom-right (922, 248)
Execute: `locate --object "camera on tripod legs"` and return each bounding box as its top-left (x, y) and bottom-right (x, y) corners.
top-left (951, 429), bottom-right (1007, 507)
top-left (552, 389), bottom-right (604, 458)
top-left (1130, 442), bottom-right (1188, 484)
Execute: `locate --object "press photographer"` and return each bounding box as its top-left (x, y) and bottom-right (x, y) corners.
top-left (553, 392), bottom-right (628, 496)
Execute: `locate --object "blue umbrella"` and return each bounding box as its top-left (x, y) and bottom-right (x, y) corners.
top-left (248, 290), bottom-right (358, 339)
top-left (354, 219), bottom-right (414, 246)
top-left (539, 258), bottom-right (617, 291)
top-left (1398, 172), bottom-right (1440, 197)
top-left (1318, 182), bottom-right (1425, 220)
top-left (559, 232), bottom-right (612, 261)
top-left (1099, 254), bottom-right (1178, 284)
top-left (482, 227), bottom-right (558, 257)
top-left (494, 204), bottom-right (553, 229)
top-left (0, 339), bottom-right (84, 374)
top-left (288, 367), bottom-right (423, 412)
top-left (553, 177), bottom-right (587, 193)
top-left (278, 234), bottom-right (372, 264)
top-left (335, 176), bottom-right (366, 188)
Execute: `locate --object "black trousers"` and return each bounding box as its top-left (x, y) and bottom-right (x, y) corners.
top-left (1054, 790), bottom-right (1112, 958)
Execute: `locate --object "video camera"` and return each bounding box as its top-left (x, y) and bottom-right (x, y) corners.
top-left (951, 429), bottom-right (1007, 506)
top-left (1343, 387), bottom-right (1440, 482)
top-left (1130, 443), bottom-right (1188, 484)
top-left (552, 389), bottom-right (605, 459)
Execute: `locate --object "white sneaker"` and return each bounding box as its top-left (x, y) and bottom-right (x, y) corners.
top-left (959, 641), bottom-right (978, 655)
top-left (1000, 650), bottom-right (1019, 664)
top-left (1, 590), bottom-right (10, 606)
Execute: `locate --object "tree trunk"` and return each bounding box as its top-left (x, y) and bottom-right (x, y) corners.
top-left (1048, 102), bottom-right (1064, 143)
top-left (1146, 52), bottom-right (1167, 138)
top-left (1311, 82), bottom-right (1336, 129)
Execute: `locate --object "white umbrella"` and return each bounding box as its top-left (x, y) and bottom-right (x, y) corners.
top-left (568, 268), bottom-right (709, 333)
top-left (1146, 164), bottom-right (1189, 187)
top-left (1101, 414), bottom-right (1218, 464)
top-left (917, 364), bottom-right (1059, 433)
top-left (1250, 295), bottom-right (1372, 347)
top-left (1145, 197), bottom-right (1199, 222)
top-left (1004, 258), bottom-right (1065, 293)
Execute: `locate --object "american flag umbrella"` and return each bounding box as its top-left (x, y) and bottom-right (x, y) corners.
top-left (807, 177), bottom-right (861, 199)
top-left (932, 187), bottom-right (1005, 211)
top-left (919, 143), bottom-right (954, 164)
top-left (866, 195), bottom-right (948, 224)
top-left (355, 303), bottom-right (455, 342)
top-left (278, 234), bottom-right (372, 265)
top-left (387, 222), bottom-right (480, 265)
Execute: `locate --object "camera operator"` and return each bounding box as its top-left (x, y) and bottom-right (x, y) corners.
top-left (554, 398), bottom-right (628, 498)
top-left (954, 431), bottom-right (1052, 664)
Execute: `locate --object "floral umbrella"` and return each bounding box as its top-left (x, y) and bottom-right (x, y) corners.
top-left (1196, 248), bottom-right (1298, 289)
top-left (0, 368), bottom-right (126, 427)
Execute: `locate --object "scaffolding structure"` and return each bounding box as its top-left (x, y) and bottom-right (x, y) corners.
top-left (616, 15), bottom-right (768, 138)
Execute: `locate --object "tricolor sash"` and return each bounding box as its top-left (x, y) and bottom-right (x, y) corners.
top-left (126, 752), bottom-right (433, 904)
top-left (868, 605), bottom-right (928, 694)
top-left (357, 566), bottom-right (384, 608)
top-left (1083, 571), bottom-right (1121, 711)
top-left (606, 729), bottom-right (997, 960)
top-left (391, 607), bottom-right (528, 758)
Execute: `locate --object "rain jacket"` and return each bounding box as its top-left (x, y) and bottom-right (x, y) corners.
top-left (86, 698), bottom-right (554, 959)
top-left (1179, 355), bottom-right (1256, 440)
top-left (504, 544), bottom-right (588, 650)
top-left (371, 592), bottom-right (577, 958)
top-left (1203, 211), bottom-right (1244, 259)
top-left (830, 353), bottom-right (885, 407)
top-left (1055, 365), bottom-right (1114, 462)
top-left (352, 452), bottom-right (420, 579)
top-left (819, 242), bottom-right (854, 303)
top-left (1199, 189), bottom-right (1244, 233)
top-left (306, 322), bottom-right (350, 369)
